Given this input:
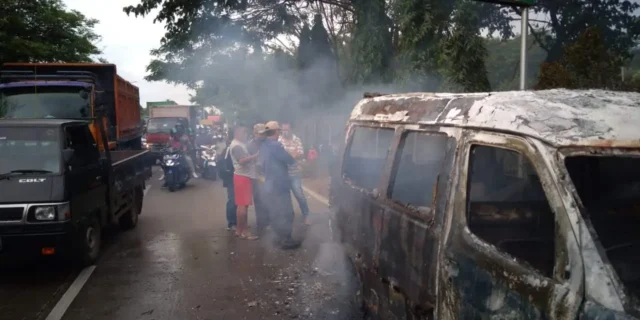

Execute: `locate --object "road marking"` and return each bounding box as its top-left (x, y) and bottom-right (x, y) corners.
top-left (44, 185), bottom-right (151, 320)
top-left (302, 185), bottom-right (329, 206)
top-left (44, 265), bottom-right (96, 320)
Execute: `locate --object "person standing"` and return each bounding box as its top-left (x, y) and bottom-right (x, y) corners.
top-left (218, 134), bottom-right (237, 231)
top-left (248, 123), bottom-right (269, 236)
top-left (278, 122), bottom-right (311, 225)
top-left (229, 125), bottom-right (259, 240)
top-left (260, 121), bottom-right (300, 249)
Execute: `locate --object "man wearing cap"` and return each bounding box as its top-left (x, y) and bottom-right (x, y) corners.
top-left (248, 123), bottom-right (269, 235)
top-left (259, 121), bottom-right (300, 249)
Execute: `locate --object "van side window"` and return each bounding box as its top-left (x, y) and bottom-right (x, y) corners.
top-left (344, 126), bottom-right (394, 190)
top-left (389, 132), bottom-right (450, 211)
top-left (467, 145), bottom-right (555, 277)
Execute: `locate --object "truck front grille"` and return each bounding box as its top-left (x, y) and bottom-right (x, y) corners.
top-left (0, 207), bottom-right (25, 221)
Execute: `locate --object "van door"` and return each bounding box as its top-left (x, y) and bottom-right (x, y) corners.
top-left (336, 125), bottom-right (395, 314)
top-left (373, 128), bottom-right (457, 318)
top-left (437, 132), bottom-right (583, 319)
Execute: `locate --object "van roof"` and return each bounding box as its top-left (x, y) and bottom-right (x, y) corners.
top-left (350, 89), bottom-right (640, 148)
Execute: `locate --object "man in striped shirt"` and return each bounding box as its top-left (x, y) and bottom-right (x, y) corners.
top-left (278, 122), bottom-right (311, 225)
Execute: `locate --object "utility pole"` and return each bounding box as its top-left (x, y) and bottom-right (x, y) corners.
top-left (520, 8), bottom-right (528, 90)
top-left (472, 0), bottom-right (536, 90)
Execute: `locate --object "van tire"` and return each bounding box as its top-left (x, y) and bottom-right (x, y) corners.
top-left (77, 216), bottom-right (102, 266)
top-left (119, 189), bottom-right (141, 230)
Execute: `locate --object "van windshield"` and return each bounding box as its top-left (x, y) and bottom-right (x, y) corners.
top-left (0, 127), bottom-right (61, 175)
top-left (565, 155), bottom-right (640, 306)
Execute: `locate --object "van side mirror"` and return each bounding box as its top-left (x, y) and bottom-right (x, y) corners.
top-left (63, 149), bottom-right (75, 163)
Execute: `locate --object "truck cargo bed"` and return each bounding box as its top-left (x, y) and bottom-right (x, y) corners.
top-left (108, 150), bottom-right (149, 167)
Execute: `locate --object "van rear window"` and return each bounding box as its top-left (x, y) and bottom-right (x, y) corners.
top-left (344, 126), bottom-right (394, 190)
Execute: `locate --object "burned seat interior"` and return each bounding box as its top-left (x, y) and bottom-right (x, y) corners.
top-left (467, 145), bottom-right (555, 277)
top-left (565, 155), bottom-right (640, 301)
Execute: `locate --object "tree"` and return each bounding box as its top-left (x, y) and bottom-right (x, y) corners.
top-left (505, 0), bottom-right (640, 63)
top-left (309, 14), bottom-right (334, 62)
top-left (441, 1), bottom-right (492, 92)
top-left (0, 0), bottom-right (101, 66)
top-left (297, 22), bottom-right (313, 70)
top-left (484, 35), bottom-right (547, 90)
top-left (349, 0), bottom-right (394, 84)
top-left (536, 27), bottom-right (631, 90)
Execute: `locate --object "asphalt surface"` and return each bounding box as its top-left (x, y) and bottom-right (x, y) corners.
top-left (0, 170), bottom-right (361, 320)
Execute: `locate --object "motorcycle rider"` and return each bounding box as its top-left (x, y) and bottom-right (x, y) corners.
top-left (160, 124), bottom-right (198, 183)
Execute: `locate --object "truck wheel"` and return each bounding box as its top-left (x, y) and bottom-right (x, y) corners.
top-left (78, 216), bottom-right (101, 266)
top-left (119, 189), bottom-right (141, 230)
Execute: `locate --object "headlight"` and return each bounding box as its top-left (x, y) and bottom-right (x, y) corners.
top-left (165, 159), bottom-right (175, 166)
top-left (34, 206), bottom-right (56, 221)
top-left (31, 203), bottom-right (70, 221)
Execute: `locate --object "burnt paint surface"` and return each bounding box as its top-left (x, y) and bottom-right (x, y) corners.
top-left (351, 90), bottom-right (640, 147)
top-left (333, 126), bottom-right (457, 319)
top-left (582, 301), bottom-right (639, 320)
top-left (447, 253), bottom-right (545, 319)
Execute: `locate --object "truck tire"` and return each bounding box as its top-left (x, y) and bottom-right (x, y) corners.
top-left (77, 215), bottom-right (102, 266)
top-left (119, 188), bottom-right (142, 230)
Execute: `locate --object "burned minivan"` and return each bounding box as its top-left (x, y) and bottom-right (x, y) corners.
top-left (331, 89), bottom-right (640, 319)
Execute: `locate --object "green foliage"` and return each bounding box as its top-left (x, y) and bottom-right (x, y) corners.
top-left (508, 0), bottom-right (640, 63)
top-left (125, 0), bottom-right (640, 118)
top-left (535, 27), bottom-right (633, 90)
top-left (0, 0), bottom-right (101, 65)
top-left (309, 14), bottom-right (333, 61)
top-left (484, 35), bottom-right (547, 90)
top-left (441, 1), bottom-right (491, 92)
top-left (297, 23), bottom-right (313, 70)
top-left (349, 0), bottom-right (394, 84)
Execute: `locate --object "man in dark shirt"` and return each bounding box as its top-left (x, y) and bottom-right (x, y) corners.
top-left (259, 121), bottom-right (300, 249)
top-left (249, 123), bottom-right (269, 236)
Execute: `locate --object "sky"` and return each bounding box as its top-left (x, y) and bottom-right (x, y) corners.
top-left (63, 0), bottom-right (192, 108)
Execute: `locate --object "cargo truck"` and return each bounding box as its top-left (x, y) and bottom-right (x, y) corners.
top-left (145, 105), bottom-right (199, 160)
top-left (0, 63), bottom-right (143, 151)
top-left (0, 118), bottom-right (151, 265)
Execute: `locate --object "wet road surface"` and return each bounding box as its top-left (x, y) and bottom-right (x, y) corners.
top-left (0, 171), bottom-right (361, 320)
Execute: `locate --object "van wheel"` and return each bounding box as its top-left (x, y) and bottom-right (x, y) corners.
top-left (77, 216), bottom-right (101, 266)
top-left (119, 190), bottom-right (141, 230)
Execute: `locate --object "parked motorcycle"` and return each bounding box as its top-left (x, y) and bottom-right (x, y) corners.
top-left (199, 145), bottom-right (218, 180)
top-left (161, 147), bottom-right (191, 192)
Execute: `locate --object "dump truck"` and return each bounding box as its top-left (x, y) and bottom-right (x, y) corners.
top-left (0, 63), bottom-right (143, 151)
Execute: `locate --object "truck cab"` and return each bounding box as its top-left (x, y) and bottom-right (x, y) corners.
top-left (0, 119), bottom-right (151, 265)
top-left (145, 117), bottom-right (192, 160)
top-left (0, 63), bottom-right (143, 151)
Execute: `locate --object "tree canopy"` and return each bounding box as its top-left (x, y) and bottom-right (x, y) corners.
top-left (0, 0), bottom-right (101, 66)
top-left (123, 0), bottom-right (640, 119)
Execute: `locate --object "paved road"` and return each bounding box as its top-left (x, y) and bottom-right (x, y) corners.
top-left (0, 171), bottom-right (360, 320)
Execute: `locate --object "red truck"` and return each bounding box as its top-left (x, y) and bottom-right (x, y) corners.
top-left (0, 63), bottom-right (143, 151)
top-left (145, 105), bottom-right (199, 160)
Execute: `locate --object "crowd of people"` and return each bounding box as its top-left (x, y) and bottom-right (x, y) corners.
top-left (219, 121), bottom-right (313, 250)
top-left (157, 119), bottom-right (337, 251)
